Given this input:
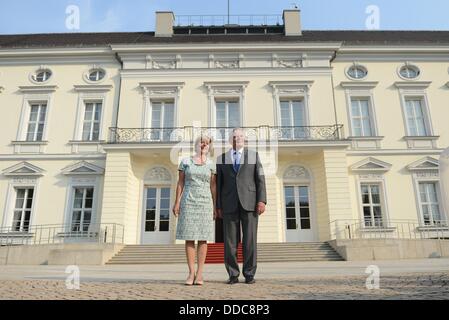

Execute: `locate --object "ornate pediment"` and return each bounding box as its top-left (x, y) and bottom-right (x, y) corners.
top-left (283, 165), bottom-right (310, 181)
top-left (350, 157), bottom-right (392, 173)
top-left (2, 162), bottom-right (45, 177)
top-left (407, 157), bottom-right (439, 171)
top-left (144, 167), bottom-right (172, 184)
top-left (61, 161), bottom-right (104, 175)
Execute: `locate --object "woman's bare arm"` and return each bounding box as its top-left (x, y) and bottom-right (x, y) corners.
top-left (172, 171), bottom-right (185, 217)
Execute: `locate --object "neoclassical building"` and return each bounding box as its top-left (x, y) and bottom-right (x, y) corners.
top-left (0, 9), bottom-right (448, 246)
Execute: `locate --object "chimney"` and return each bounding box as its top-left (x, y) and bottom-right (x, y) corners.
top-left (155, 11), bottom-right (175, 37)
top-left (283, 9), bottom-right (302, 36)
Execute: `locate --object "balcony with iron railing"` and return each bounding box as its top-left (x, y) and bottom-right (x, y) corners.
top-left (108, 125), bottom-right (345, 144)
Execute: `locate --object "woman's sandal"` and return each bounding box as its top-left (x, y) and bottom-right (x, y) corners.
top-left (194, 276), bottom-right (204, 286)
top-left (185, 275), bottom-right (195, 286)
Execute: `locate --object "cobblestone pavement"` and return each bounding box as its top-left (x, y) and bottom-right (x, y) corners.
top-left (0, 273), bottom-right (448, 300)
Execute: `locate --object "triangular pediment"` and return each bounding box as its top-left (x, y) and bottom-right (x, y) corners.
top-left (2, 162), bottom-right (45, 177)
top-left (350, 157), bottom-right (392, 173)
top-left (61, 161), bottom-right (104, 175)
top-left (407, 157), bottom-right (439, 171)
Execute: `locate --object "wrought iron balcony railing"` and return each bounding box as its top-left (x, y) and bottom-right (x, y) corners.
top-left (108, 125), bottom-right (344, 144)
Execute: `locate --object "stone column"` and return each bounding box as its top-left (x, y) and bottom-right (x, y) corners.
top-left (100, 151), bottom-right (140, 244)
top-left (440, 147), bottom-right (449, 222)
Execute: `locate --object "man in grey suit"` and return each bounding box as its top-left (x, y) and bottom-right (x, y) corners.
top-left (216, 128), bottom-right (267, 284)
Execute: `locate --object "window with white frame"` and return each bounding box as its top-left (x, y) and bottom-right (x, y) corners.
top-left (150, 100), bottom-right (175, 141)
top-left (70, 187), bottom-right (94, 232)
top-left (350, 98), bottom-right (374, 137)
top-left (284, 185), bottom-right (311, 230)
top-left (12, 187), bottom-right (34, 232)
top-left (360, 183), bottom-right (385, 227)
top-left (32, 69), bottom-right (52, 83)
top-left (215, 99), bottom-right (241, 140)
top-left (88, 69), bottom-right (105, 82)
top-left (399, 65), bottom-right (420, 80)
top-left (347, 65), bottom-right (368, 80)
top-left (144, 187), bottom-right (170, 232)
top-left (418, 182), bottom-right (443, 226)
top-left (279, 99), bottom-right (307, 139)
top-left (26, 103), bottom-right (47, 141)
top-left (404, 98), bottom-right (429, 136)
top-left (82, 102), bottom-right (102, 141)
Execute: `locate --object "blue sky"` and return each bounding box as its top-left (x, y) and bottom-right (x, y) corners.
top-left (1, 0), bottom-right (449, 34)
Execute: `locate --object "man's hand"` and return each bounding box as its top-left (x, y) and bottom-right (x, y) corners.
top-left (256, 202), bottom-right (266, 215)
top-left (215, 208), bottom-right (223, 219)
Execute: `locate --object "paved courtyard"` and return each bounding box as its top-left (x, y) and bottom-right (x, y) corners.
top-left (0, 259), bottom-right (448, 300)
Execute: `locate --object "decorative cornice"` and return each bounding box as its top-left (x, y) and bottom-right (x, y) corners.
top-left (18, 85), bottom-right (58, 93)
top-left (407, 156), bottom-right (439, 172)
top-left (139, 82), bottom-right (185, 88)
top-left (2, 161), bottom-right (45, 177)
top-left (203, 81), bottom-right (249, 87)
top-left (61, 161), bottom-right (105, 176)
top-left (73, 85), bottom-right (113, 92)
top-left (394, 81), bottom-right (431, 89)
top-left (340, 81), bottom-right (379, 89)
top-left (350, 157), bottom-right (392, 173)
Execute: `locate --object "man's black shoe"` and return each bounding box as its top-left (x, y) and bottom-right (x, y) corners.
top-left (245, 277), bottom-right (255, 284)
top-left (227, 276), bottom-right (239, 284)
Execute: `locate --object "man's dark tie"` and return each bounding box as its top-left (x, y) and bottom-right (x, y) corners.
top-left (233, 151), bottom-right (241, 172)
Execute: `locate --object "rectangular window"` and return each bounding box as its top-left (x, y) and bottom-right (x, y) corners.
top-left (418, 182), bottom-right (442, 226)
top-left (71, 187), bottom-right (94, 232)
top-left (351, 98), bottom-right (373, 137)
top-left (26, 103), bottom-right (47, 141)
top-left (82, 102), bottom-right (102, 141)
top-left (215, 99), bottom-right (240, 140)
top-left (280, 99), bottom-right (306, 139)
top-left (12, 188), bottom-right (34, 232)
top-left (360, 184), bottom-right (384, 227)
top-left (405, 99), bottom-right (428, 136)
top-left (284, 186), bottom-right (311, 230)
top-left (150, 101), bottom-right (174, 141)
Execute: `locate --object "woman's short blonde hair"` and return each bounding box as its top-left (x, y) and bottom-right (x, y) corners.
top-left (194, 134), bottom-right (213, 155)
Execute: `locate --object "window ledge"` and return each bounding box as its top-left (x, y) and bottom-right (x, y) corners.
top-left (403, 136), bottom-right (439, 140)
top-left (348, 136), bottom-right (384, 141)
top-left (56, 232), bottom-right (99, 238)
top-left (11, 141), bottom-right (48, 145)
top-left (0, 232), bottom-right (34, 238)
top-left (360, 227), bottom-right (396, 233)
top-left (417, 226), bottom-right (449, 232)
top-left (68, 140), bottom-right (106, 145)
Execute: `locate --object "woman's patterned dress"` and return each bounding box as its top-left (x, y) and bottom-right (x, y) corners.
top-left (176, 157), bottom-right (215, 242)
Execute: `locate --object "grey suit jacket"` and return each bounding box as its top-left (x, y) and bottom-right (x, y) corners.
top-left (216, 148), bottom-right (267, 213)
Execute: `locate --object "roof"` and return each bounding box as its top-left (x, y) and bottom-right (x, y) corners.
top-left (1, 30), bottom-right (449, 48)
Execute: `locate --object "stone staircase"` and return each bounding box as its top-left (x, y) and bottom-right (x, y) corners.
top-left (106, 242), bottom-right (343, 265)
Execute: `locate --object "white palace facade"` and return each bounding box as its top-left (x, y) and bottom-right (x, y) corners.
top-left (0, 9), bottom-right (448, 247)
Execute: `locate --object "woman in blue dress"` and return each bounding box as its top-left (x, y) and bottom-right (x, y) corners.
top-left (172, 135), bottom-right (216, 285)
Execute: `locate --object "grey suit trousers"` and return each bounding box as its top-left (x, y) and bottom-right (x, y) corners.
top-left (223, 202), bottom-right (258, 279)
